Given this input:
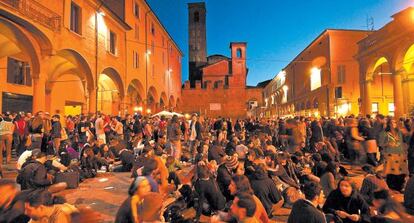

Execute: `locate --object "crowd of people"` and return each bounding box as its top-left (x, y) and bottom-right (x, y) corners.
top-left (1, 110), bottom-right (414, 223)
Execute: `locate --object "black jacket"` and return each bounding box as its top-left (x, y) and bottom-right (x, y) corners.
top-left (194, 178), bottom-right (226, 219)
top-left (288, 199), bottom-right (326, 223)
top-left (250, 171), bottom-right (283, 215)
top-left (217, 164), bottom-right (233, 202)
top-left (17, 160), bottom-right (51, 190)
top-left (323, 189), bottom-right (370, 223)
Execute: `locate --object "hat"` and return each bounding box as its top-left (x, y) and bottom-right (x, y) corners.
top-left (225, 155), bottom-right (239, 170)
top-left (139, 192), bottom-right (163, 221)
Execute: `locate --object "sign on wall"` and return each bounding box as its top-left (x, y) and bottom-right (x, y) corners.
top-left (210, 103), bottom-right (221, 111)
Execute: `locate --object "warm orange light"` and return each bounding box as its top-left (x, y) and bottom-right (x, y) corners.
top-left (146, 108), bottom-right (151, 114)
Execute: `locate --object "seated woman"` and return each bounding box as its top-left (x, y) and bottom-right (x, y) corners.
top-left (323, 178), bottom-right (370, 223)
top-left (320, 162), bottom-right (338, 197)
top-left (80, 146), bottom-right (99, 179)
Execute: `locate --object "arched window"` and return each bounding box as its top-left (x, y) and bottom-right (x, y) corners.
top-left (236, 48), bottom-right (242, 58)
top-left (194, 11), bottom-right (200, 22)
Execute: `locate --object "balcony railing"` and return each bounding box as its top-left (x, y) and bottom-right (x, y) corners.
top-left (0, 0), bottom-right (61, 32)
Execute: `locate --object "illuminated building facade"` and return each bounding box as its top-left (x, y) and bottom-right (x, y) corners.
top-left (358, 7), bottom-right (414, 118)
top-left (264, 29), bottom-right (371, 118)
top-left (0, 0), bottom-right (183, 115)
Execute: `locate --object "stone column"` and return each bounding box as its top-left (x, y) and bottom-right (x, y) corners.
top-left (363, 80), bottom-right (372, 115)
top-left (393, 71), bottom-right (404, 118)
top-left (32, 76), bottom-right (46, 113)
top-left (88, 88), bottom-right (97, 114)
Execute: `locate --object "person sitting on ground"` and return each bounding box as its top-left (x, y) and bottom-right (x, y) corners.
top-left (115, 176), bottom-right (152, 223)
top-left (228, 175), bottom-right (269, 223)
top-left (17, 151), bottom-right (67, 193)
top-left (96, 144), bottom-right (115, 171)
top-left (112, 144), bottom-right (134, 172)
top-left (250, 163), bottom-right (283, 217)
top-left (80, 146), bottom-right (98, 178)
top-left (229, 192), bottom-right (260, 223)
top-left (194, 164), bottom-right (226, 220)
top-left (287, 181), bottom-right (326, 223)
top-left (320, 161), bottom-right (339, 197)
top-left (323, 178), bottom-right (370, 223)
top-left (217, 154), bottom-right (239, 201)
top-left (165, 155), bottom-right (182, 189)
top-left (24, 189), bottom-right (78, 223)
top-left (360, 165), bottom-right (390, 206)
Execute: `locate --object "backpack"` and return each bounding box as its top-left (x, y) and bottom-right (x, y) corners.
top-left (16, 162), bottom-right (41, 190)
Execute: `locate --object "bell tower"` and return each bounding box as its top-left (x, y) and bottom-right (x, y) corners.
top-left (188, 2), bottom-right (207, 87)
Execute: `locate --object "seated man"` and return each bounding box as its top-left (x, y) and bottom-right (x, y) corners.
top-left (17, 151), bottom-right (67, 193)
top-left (287, 181), bottom-right (326, 223)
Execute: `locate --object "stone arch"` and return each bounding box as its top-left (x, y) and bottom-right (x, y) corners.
top-left (147, 86), bottom-right (158, 113)
top-left (366, 56), bottom-right (393, 80)
top-left (45, 49), bottom-right (94, 115)
top-left (159, 92), bottom-right (167, 109)
top-left (392, 41), bottom-right (414, 75)
top-left (127, 79), bottom-right (145, 112)
top-left (169, 95), bottom-right (175, 108)
top-left (0, 17), bottom-right (41, 76)
top-left (0, 10), bottom-right (53, 55)
top-left (176, 97), bottom-right (181, 111)
top-left (46, 49), bottom-right (94, 92)
top-left (100, 67), bottom-right (125, 98)
top-left (402, 44), bottom-right (414, 74)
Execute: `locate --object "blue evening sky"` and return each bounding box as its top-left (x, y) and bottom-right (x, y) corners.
top-left (146, 0), bottom-right (412, 86)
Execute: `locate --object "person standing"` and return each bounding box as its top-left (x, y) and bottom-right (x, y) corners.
top-left (95, 114), bottom-right (106, 144)
top-left (189, 114), bottom-right (202, 159)
top-left (50, 115), bottom-right (62, 155)
top-left (167, 115), bottom-right (182, 160)
top-left (378, 119), bottom-right (409, 192)
top-left (0, 116), bottom-right (15, 165)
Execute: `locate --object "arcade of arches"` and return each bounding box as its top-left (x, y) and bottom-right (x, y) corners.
top-left (0, 1), bottom-right (182, 116)
top-left (359, 7), bottom-right (414, 118)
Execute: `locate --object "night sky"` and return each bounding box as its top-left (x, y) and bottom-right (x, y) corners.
top-left (146, 0), bottom-right (412, 86)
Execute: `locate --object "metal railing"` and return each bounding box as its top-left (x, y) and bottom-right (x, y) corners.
top-left (0, 0), bottom-right (61, 32)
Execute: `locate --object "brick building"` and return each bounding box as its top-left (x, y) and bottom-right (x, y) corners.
top-left (0, 0), bottom-right (182, 115)
top-left (181, 2), bottom-right (263, 119)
